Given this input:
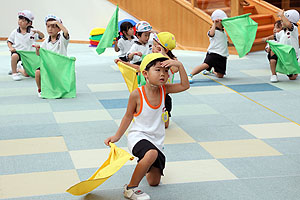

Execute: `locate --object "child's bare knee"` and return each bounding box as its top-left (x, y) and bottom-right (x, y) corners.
top-left (288, 74), bottom-right (298, 80)
top-left (145, 149), bottom-right (158, 159)
top-left (149, 180), bottom-right (160, 186)
top-left (216, 73), bottom-right (224, 78)
top-left (11, 54), bottom-right (19, 61)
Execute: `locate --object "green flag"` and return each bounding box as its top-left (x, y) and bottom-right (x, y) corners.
top-left (17, 50), bottom-right (41, 77)
top-left (96, 6), bottom-right (119, 54)
top-left (267, 40), bottom-right (300, 75)
top-left (39, 48), bottom-right (76, 99)
top-left (222, 13), bottom-right (258, 58)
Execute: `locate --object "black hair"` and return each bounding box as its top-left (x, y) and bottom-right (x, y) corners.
top-left (145, 57), bottom-right (169, 71)
top-left (136, 32), bottom-right (143, 37)
top-left (46, 18), bottom-right (60, 28)
top-left (117, 22), bottom-right (133, 40)
top-left (274, 20), bottom-right (282, 28)
top-left (19, 16), bottom-right (31, 24)
top-left (120, 22), bottom-right (133, 34)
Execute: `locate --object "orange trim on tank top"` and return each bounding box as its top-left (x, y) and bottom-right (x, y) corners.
top-left (134, 88), bottom-right (143, 117)
top-left (142, 85), bottom-right (162, 109)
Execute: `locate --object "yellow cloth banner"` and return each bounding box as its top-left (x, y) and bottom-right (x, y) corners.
top-left (66, 143), bottom-right (134, 196)
top-left (118, 62), bottom-right (138, 93)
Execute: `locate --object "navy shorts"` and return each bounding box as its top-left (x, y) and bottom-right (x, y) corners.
top-left (132, 139), bottom-right (165, 175)
top-left (267, 52), bottom-right (278, 61)
top-left (204, 52), bottom-right (227, 75)
top-left (11, 52), bottom-right (21, 62)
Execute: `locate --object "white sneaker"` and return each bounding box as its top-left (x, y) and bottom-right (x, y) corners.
top-left (12, 73), bottom-right (21, 81)
top-left (270, 75), bottom-right (278, 83)
top-left (123, 184), bottom-right (150, 200)
top-left (188, 74), bottom-right (193, 84)
top-left (37, 91), bottom-right (41, 98)
top-left (202, 69), bottom-right (210, 75)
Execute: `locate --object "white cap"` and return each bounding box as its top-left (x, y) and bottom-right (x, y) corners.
top-left (211, 9), bottom-right (228, 21)
top-left (18, 10), bottom-right (34, 21)
top-left (45, 14), bottom-right (62, 24)
top-left (135, 21), bottom-right (152, 32)
top-left (284, 10), bottom-right (300, 24)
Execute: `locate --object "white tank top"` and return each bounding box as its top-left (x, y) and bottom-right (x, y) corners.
top-left (127, 85), bottom-right (166, 154)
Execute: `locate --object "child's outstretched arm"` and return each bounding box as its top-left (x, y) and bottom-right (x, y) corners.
top-left (162, 60), bottom-right (190, 93)
top-left (262, 35), bottom-right (274, 42)
top-left (32, 29), bottom-right (45, 39)
top-left (104, 90), bottom-right (138, 146)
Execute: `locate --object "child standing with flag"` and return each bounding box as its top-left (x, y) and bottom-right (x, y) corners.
top-left (34, 14), bottom-right (69, 97)
top-left (104, 53), bottom-right (189, 200)
top-left (188, 9), bottom-right (229, 83)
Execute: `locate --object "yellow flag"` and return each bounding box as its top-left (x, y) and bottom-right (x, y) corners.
top-left (66, 143), bottom-right (134, 196)
top-left (118, 62), bottom-right (138, 93)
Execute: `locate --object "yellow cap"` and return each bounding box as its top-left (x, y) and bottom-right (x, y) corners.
top-left (140, 53), bottom-right (168, 71)
top-left (155, 32), bottom-right (176, 51)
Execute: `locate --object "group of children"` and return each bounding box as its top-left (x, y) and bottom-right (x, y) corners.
top-left (7, 8), bottom-right (300, 200)
top-left (7, 10), bottom-right (69, 97)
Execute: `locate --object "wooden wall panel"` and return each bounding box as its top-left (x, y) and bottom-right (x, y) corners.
top-left (109, 0), bottom-right (212, 51)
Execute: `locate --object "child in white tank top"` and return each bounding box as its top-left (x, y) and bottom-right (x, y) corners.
top-left (104, 53), bottom-right (190, 200)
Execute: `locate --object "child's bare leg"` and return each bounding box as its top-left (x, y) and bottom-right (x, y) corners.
top-left (146, 167), bottom-right (161, 186)
top-left (128, 149), bottom-right (158, 187)
top-left (190, 63), bottom-right (209, 76)
top-left (11, 54), bottom-right (19, 74)
top-left (269, 50), bottom-right (277, 75)
top-left (35, 70), bottom-right (41, 91)
top-left (269, 59), bottom-right (277, 75)
top-left (18, 68), bottom-right (29, 77)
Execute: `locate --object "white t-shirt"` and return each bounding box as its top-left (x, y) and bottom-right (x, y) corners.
top-left (207, 29), bottom-right (229, 57)
top-left (7, 27), bottom-right (39, 51)
top-left (117, 35), bottom-right (137, 58)
top-left (41, 33), bottom-right (69, 56)
top-left (275, 24), bottom-right (299, 58)
top-left (127, 41), bottom-right (153, 64)
top-left (127, 85), bottom-right (166, 153)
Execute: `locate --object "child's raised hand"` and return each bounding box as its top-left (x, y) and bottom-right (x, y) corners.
top-left (161, 59), bottom-right (182, 72)
top-left (277, 9), bottom-right (284, 18)
top-left (104, 135), bottom-right (121, 146)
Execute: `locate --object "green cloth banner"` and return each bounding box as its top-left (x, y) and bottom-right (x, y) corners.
top-left (222, 13), bottom-right (258, 58)
top-left (96, 6), bottom-right (119, 54)
top-left (17, 50), bottom-right (41, 77)
top-left (267, 41), bottom-right (300, 75)
top-left (39, 48), bottom-right (76, 99)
